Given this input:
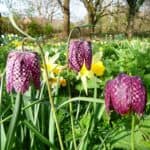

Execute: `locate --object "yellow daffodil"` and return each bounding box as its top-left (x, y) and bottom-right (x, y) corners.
top-left (11, 40), bottom-right (22, 47)
top-left (41, 52), bottom-right (65, 83)
top-left (77, 53), bottom-right (105, 94)
top-left (78, 59), bottom-right (105, 78)
top-left (78, 64), bottom-right (92, 94)
top-left (43, 51), bottom-right (62, 73)
top-left (48, 77), bottom-right (67, 88)
top-left (91, 61), bottom-right (105, 76)
top-left (59, 77), bottom-right (67, 87)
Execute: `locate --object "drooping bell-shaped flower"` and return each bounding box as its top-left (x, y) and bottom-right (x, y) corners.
top-left (6, 50), bottom-right (40, 93)
top-left (105, 73), bottom-right (146, 115)
top-left (68, 40), bottom-right (92, 72)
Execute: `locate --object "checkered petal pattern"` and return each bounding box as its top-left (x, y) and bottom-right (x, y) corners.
top-left (105, 73), bottom-right (146, 115)
top-left (68, 40), bottom-right (92, 72)
top-left (6, 51), bottom-right (40, 93)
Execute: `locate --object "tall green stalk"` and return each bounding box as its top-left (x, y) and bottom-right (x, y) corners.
top-left (66, 27), bottom-right (82, 150)
top-left (131, 114), bottom-right (135, 150)
top-left (68, 82), bottom-right (77, 150)
top-left (8, 14), bottom-right (64, 150)
top-left (49, 110), bottom-right (55, 148)
top-left (49, 76), bottom-right (60, 149)
top-left (38, 44), bottom-right (64, 150)
top-left (0, 71), bottom-right (6, 150)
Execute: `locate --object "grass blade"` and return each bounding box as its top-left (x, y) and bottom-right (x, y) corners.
top-left (4, 92), bottom-right (22, 150)
top-left (57, 97), bottom-right (104, 110)
top-left (0, 71), bottom-right (6, 150)
top-left (23, 120), bottom-right (55, 149)
top-left (1, 124), bottom-right (6, 150)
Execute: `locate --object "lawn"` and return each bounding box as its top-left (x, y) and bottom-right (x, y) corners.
top-left (0, 34), bottom-right (150, 150)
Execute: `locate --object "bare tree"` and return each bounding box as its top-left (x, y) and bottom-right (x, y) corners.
top-left (1, 0), bottom-right (14, 9)
top-left (57, 0), bottom-right (70, 36)
top-left (126, 0), bottom-right (145, 38)
top-left (81, 0), bottom-right (113, 33)
top-left (135, 0), bottom-right (150, 33)
top-left (26, 0), bottom-right (60, 22)
top-left (111, 0), bottom-right (127, 33)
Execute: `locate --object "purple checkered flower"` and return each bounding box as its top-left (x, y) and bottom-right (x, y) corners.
top-left (105, 73), bottom-right (146, 115)
top-left (68, 40), bottom-right (92, 72)
top-left (6, 51), bottom-right (40, 93)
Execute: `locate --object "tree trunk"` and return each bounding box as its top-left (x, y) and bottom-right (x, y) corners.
top-left (116, 0), bottom-right (120, 33)
top-left (88, 12), bottom-right (96, 38)
top-left (126, 9), bottom-right (135, 39)
top-left (63, 0), bottom-right (70, 36)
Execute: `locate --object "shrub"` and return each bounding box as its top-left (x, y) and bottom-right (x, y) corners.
top-left (43, 23), bottom-right (53, 36)
top-left (0, 17), bottom-right (19, 34)
top-left (0, 44), bottom-right (11, 71)
top-left (27, 20), bottom-right (44, 36)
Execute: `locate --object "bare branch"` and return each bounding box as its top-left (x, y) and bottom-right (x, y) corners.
top-left (57, 0), bottom-right (63, 8)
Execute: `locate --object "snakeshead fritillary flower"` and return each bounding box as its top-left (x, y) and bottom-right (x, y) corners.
top-left (68, 40), bottom-right (92, 72)
top-left (105, 73), bottom-right (146, 115)
top-left (6, 51), bottom-right (40, 93)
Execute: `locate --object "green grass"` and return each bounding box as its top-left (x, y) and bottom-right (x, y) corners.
top-left (0, 36), bottom-right (150, 150)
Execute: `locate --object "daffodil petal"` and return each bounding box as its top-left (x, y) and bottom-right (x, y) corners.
top-left (81, 76), bottom-right (88, 95)
top-left (91, 61), bottom-right (105, 76)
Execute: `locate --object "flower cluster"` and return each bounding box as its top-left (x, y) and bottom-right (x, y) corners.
top-left (5, 40), bottom-right (147, 117)
top-left (0, 34), bottom-right (22, 46)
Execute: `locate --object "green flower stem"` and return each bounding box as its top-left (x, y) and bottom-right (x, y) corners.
top-left (66, 25), bottom-right (99, 150)
top-left (68, 83), bottom-right (77, 150)
top-left (83, 77), bottom-right (97, 149)
top-left (49, 76), bottom-right (60, 149)
top-left (131, 114), bottom-right (135, 150)
top-left (0, 70), bottom-right (6, 150)
top-left (5, 92), bottom-right (22, 150)
top-left (0, 70), bottom-right (5, 114)
top-left (38, 44), bottom-right (64, 150)
top-left (8, 14), bottom-right (64, 150)
top-left (49, 110), bottom-right (55, 148)
top-left (67, 26), bottom-right (82, 150)
top-left (93, 76), bottom-right (97, 114)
